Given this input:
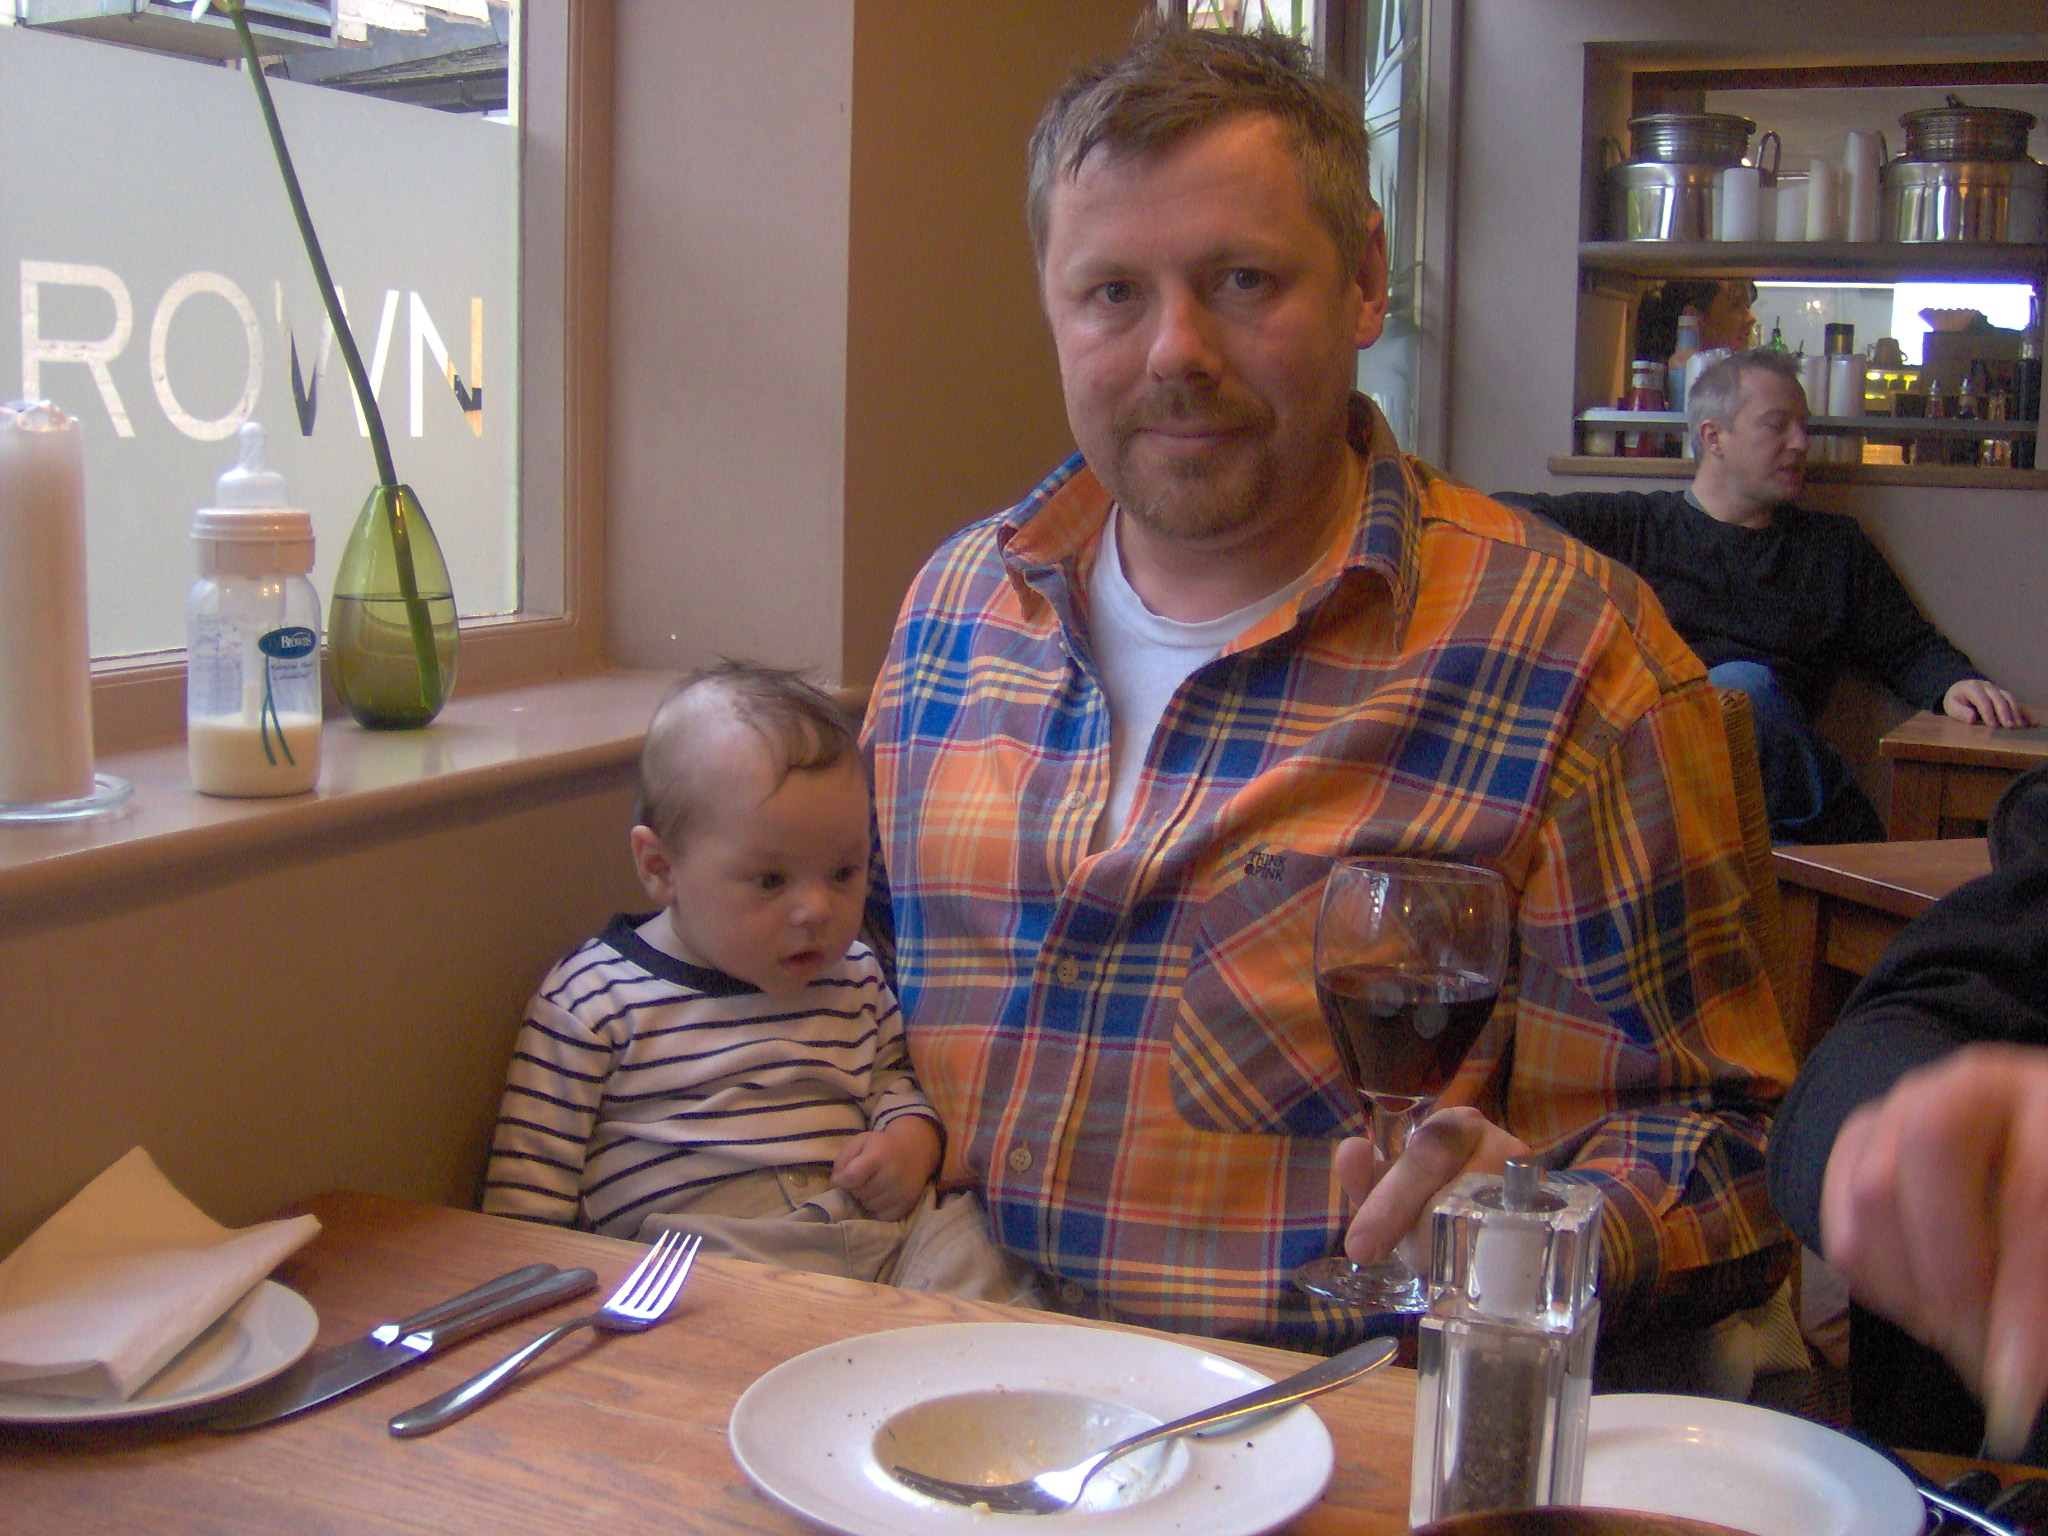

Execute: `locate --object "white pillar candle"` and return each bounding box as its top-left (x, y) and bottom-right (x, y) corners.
top-left (1717, 166), bottom-right (1761, 241)
top-left (1844, 131), bottom-right (1881, 243)
top-left (0, 401), bottom-right (94, 805)
top-left (1805, 157), bottom-right (1840, 241)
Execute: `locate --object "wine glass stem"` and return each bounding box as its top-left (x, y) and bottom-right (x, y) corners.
top-left (1370, 1096), bottom-right (1424, 1170)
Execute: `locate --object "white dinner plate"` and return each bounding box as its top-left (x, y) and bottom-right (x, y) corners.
top-left (1582, 1393), bottom-right (1924, 1536)
top-left (728, 1321), bottom-right (1335, 1536)
top-left (0, 1280), bottom-right (318, 1424)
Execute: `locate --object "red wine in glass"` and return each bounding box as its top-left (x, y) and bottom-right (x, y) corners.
top-left (1318, 963), bottom-right (1500, 1103)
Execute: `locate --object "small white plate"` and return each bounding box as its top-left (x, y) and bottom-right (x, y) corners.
top-left (0, 1280), bottom-right (318, 1424)
top-left (728, 1321), bottom-right (1335, 1536)
top-left (1582, 1393), bottom-right (1924, 1536)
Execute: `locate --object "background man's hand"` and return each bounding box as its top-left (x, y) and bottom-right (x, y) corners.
top-left (1944, 679), bottom-right (2033, 729)
top-left (1337, 1106), bottom-right (1530, 1274)
top-left (1821, 1043), bottom-right (2048, 1457)
top-left (831, 1115), bottom-right (942, 1220)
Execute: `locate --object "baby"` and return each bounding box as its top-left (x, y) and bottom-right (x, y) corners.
top-left (481, 661), bottom-right (946, 1281)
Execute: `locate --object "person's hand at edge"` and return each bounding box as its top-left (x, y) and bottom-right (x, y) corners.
top-left (1338, 1106), bottom-right (1530, 1275)
top-left (831, 1115), bottom-right (943, 1221)
top-left (1820, 1043), bottom-right (2048, 1459)
top-left (1945, 679), bottom-right (2033, 729)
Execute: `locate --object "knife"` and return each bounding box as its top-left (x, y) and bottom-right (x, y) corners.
top-left (207, 1262), bottom-right (598, 1431)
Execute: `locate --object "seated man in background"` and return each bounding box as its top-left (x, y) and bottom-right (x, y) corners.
top-left (1501, 348), bottom-right (2029, 845)
top-left (1768, 763), bottom-right (2048, 1463)
top-left (865, 25), bottom-right (1795, 1358)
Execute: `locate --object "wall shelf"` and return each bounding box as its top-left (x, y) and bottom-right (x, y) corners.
top-left (1545, 455), bottom-right (2048, 490)
top-left (1578, 241), bottom-right (2048, 284)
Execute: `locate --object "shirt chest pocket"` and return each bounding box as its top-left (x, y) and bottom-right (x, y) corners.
top-left (1169, 850), bottom-right (1357, 1138)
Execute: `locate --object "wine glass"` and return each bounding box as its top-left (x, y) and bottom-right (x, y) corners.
top-left (1295, 857), bottom-right (1510, 1312)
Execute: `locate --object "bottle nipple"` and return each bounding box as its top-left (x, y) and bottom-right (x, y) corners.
top-left (214, 421), bottom-right (289, 508)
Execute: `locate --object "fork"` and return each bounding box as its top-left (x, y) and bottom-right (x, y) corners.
top-left (887, 1334), bottom-right (1398, 1514)
top-left (387, 1231), bottom-right (701, 1437)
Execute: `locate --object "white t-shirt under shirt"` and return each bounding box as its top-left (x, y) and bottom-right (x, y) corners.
top-left (1086, 509), bottom-right (1314, 849)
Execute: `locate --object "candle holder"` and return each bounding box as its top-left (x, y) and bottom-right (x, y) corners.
top-left (0, 774), bottom-right (134, 825)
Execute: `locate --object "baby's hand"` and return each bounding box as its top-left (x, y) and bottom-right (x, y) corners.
top-left (831, 1117), bottom-right (941, 1221)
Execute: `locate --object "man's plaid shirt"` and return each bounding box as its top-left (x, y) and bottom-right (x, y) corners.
top-left (865, 399), bottom-right (1796, 1349)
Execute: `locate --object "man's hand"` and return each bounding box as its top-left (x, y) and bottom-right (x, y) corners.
top-left (1337, 1106), bottom-right (1531, 1273)
top-left (1821, 1044), bottom-right (2048, 1458)
top-left (831, 1115), bottom-right (942, 1221)
top-left (1944, 679), bottom-right (2033, 729)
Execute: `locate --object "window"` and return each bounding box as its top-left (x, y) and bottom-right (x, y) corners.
top-left (0, 0), bottom-right (603, 742)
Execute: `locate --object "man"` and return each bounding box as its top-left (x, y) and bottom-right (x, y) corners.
top-left (1502, 349), bottom-right (2028, 845)
top-left (864, 27), bottom-right (1794, 1352)
top-left (1768, 763), bottom-right (2048, 1462)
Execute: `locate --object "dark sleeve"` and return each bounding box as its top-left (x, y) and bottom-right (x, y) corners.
top-left (1766, 853), bottom-right (2048, 1251)
top-left (1491, 490), bottom-right (1652, 569)
top-left (1838, 523), bottom-right (1983, 711)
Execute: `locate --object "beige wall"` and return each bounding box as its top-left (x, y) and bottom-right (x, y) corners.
top-left (1447, 1), bottom-right (2048, 710)
top-left (604, 0), bottom-right (855, 682)
top-left (0, 776), bottom-right (645, 1251)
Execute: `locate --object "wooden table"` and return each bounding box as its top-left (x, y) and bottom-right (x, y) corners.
top-left (1773, 838), bottom-right (1990, 1057)
top-left (0, 1192), bottom-right (1418, 1535)
top-left (1881, 710), bottom-right (2048, 840)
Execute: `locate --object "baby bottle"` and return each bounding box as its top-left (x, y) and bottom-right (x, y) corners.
top-left (186, 422), bottom-right (322, 797)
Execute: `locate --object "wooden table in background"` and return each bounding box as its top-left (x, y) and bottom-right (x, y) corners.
top-left (1773, 838), bottom-right (1990, 1057)
top-left (0, 1192), bottom-right (1417, 1536)
top-left (1881, 711), bottom-right (2048, 840)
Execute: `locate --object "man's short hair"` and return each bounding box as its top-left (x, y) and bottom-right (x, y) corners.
top-left (1026, 25), bottom-right (1373, 273)
top-left (635, 659), bottom-right (860, 851)
top-left (1687, 346), bottom-right (1804, 454)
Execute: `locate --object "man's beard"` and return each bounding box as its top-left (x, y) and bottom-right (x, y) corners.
top-left (1103, 382), bottom-right (1278, 542)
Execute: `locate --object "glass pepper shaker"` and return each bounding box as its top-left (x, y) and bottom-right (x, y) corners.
top-left (1409, 1158), bottom-right (1605, 1526)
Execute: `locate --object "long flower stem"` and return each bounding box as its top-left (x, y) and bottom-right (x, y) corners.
top-left (224, 3), bottom-right (442, 712)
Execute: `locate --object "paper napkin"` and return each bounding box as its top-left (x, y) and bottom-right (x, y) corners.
top-left (0, 1148), bottom-right (319, 1401)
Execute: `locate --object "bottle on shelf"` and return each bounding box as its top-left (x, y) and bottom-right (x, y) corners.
top-left (1666, 313), bottom-right (1701, 414)
top-left (1766, 318), bottom-right (1789, 353)
top-left (1622, 359), bottom-right (1669, 458)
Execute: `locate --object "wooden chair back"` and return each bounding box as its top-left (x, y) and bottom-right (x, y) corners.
top-left (1718, 686), bottom-right (1795, 1019)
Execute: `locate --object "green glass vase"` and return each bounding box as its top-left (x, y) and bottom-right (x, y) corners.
top-left (327, 484), bottom-right (458, 729)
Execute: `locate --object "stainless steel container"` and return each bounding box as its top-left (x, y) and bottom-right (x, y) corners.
top-left (1882, 157), bottom-right (2047, 242)
top-left (1603, 161), bottom-right (1721, 241)
top-left (1626, 113), bottom-right (1755, 167)
top-left (1900, 101), bottom-right (2036, 162)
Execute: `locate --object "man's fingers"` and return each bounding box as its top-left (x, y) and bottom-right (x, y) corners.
top-left (1334, 1135), bottom-right (1382, 1205)
top-left (1345, 1108), bottom-right (1523, 1263)
top-left (1981, 1084), bottom-right (2048, 1456)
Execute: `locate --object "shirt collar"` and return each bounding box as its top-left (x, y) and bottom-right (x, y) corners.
top-left (998, 394), bottom-right (1420, 644)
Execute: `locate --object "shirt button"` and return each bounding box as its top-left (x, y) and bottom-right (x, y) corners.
top-left (1055, 957), bottom-right (1080, 987)
top-left (1060, 1280), bottom-right (1087, 1309)
top-left (1007, 1144), bottom-right (1034, 1173)
top-left (1064, 789), bottom-right (1089, 808)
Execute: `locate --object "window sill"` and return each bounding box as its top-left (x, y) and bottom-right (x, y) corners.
top-left (0, 670), bottom-right (677, 935)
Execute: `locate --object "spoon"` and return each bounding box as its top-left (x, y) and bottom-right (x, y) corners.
top-left (886, 1333), bottom-right (1399, 1515)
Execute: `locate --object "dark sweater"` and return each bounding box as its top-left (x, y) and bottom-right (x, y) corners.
top-left (1768, 765), bottom-right (2048, 1462)
top-left (1498, 488), bottom-right (1980, 718)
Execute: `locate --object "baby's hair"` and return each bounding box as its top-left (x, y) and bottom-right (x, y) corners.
top-left (635, 659), bottom-right (861, 851)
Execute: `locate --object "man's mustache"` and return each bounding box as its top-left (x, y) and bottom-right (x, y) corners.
top-left (1114, 384), bottom-right (1272, 437)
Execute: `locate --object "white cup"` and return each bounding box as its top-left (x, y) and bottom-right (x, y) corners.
top-left (1717, 166), bottom-right (1761, 241)
top-left (1844, 131), bottom-right (1881, 243)
top-left (1805, 157), bottom-right (1840, 241)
